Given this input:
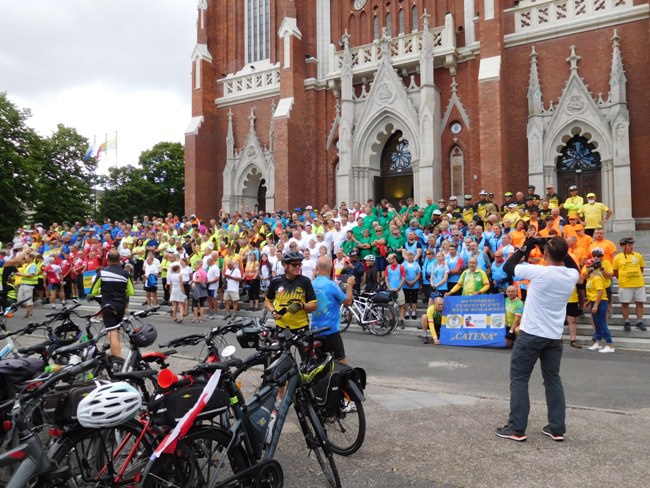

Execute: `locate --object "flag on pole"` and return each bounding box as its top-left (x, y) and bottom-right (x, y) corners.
top-left (84, 146), bottom-right (95, 161)
top-left (96, 138), bottom-right (117, 159)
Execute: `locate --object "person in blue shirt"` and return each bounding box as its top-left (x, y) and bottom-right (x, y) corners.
top-left (311, 256), bottom-right (355, 364)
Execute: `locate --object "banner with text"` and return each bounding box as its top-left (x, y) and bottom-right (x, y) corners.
top-left (83, 271), bottom-right (96, 295)
top-left (441, 294), bottom-right (506, 348)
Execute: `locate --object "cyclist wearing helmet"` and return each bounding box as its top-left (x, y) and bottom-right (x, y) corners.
top-left (265, 250), bottom-right (317, 332)
top-left (91, 250), bottom-right (135, 358)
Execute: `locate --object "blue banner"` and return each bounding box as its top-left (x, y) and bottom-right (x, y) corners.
top-left (440, 294), bottom-right (506, 348)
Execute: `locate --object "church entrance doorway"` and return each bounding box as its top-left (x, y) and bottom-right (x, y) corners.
top-left (374, 131), bottom-right (413, 206)
top-left (556, 133), bottom-right (601, 201)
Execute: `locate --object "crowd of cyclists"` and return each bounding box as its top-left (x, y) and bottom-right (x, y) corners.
top-left (2, 181), bottom-right (640, 352)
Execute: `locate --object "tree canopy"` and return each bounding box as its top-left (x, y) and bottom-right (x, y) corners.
top-left (97, 142), bottom-right (185, 221)
top-left (0, 93), bottom-right (186, 243)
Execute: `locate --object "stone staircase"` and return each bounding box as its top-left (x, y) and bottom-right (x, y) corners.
top-left (568, 266), bottom-right (650, 350)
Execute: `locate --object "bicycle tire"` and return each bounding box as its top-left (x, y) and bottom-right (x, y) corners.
top-left (299, 398), bottom-right (342, 488)
top-left (339, 306), bottom-right (352, 333)
top-left (321, 383), bottom-right (366, 456)
top-left (366, 303), bottom-right (397, 336)
top-left (48, 419), bottom-right (154, 487)
top-left (141, 426), bottom-right (249, 488)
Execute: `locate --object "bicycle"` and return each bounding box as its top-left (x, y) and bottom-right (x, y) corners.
top-left (0, 355), bottom-right (111, 488)
top-left (140, 326), bottom-right (342, 488)
top-left (339, 289), bottom-right (398, 336)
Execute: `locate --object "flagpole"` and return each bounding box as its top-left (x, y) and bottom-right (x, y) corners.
top-left (115, 131), bottom-right (118, 170)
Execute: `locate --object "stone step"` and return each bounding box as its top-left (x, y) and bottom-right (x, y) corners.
top-left (562, 335), bottom-right (650, 351)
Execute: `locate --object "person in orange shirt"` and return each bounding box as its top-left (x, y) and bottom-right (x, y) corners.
top-left (563, 212), bottom-right (582, 239)
top-left (587, 228), bottom-right (617, 264)
top-left (567, 236), bottom-right (588, 309)
top-left (574, 225), bottom-right (593, 253)
top-left (538, 215), bottom-right (555, 237)
top-left (509, 219), bottom-right (527, 248)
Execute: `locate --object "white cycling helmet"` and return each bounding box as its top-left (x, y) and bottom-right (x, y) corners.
top-left (364, 255), bottom-right (376, 262)
top-left (77, 382), bottom-right (142, 428)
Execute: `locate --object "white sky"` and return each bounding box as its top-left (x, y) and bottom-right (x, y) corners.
top-left (0, 0), bottom-right (197, 174)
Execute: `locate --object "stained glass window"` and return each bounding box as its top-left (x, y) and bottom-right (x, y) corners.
top-left (246, 0), bottom-right (270, 63)
top-left (557, 135), bottom-right (601, 171)
top-left (382, 131), bottom-right (412, 174)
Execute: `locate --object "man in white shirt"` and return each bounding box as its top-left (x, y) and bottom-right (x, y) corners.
top-left (223, 260), bottom-right (242, 319)
top-left (495, 237), bottom-right (580, 443)
top-left (206, 256), bottom-right (221, 317)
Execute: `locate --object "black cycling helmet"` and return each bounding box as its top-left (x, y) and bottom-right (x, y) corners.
top-left (51, 322), bottom-right (83, 346)
top-left (620, 237), bottom-right (635, 245)
top-left (282, 250), bottom-right (305, 263)
top-left (129, 323), bottom-right (158, 347)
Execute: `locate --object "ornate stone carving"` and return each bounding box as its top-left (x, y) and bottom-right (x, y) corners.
top-left (377, 83), bottom-right (395, 104)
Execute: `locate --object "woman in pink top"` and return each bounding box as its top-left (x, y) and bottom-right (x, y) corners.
top-left (191, 261), bottom-right (209, 323)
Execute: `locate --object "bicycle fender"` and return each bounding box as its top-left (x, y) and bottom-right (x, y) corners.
top-left (344, 378), bottom-right (365, 403)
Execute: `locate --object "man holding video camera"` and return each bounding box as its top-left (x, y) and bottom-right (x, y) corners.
top-left (495, 236), bottom-right (580, 443)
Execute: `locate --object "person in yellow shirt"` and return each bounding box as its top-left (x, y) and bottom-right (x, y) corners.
top-left (420, 297), bottom-right (443, 344)
top-left (585, 259), bottom-right (614, 353)
top-left (562, 185), bottom-right (583, 214)
top-left (444, 257), bottom-right (490, 296)
top-left (612, 237), bottom-right (646, 331)
top-left (579, 193), bottom-right (612, 237)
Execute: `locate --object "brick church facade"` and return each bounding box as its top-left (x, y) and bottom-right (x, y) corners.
top-left (184, 0), bottom-right (649, 231)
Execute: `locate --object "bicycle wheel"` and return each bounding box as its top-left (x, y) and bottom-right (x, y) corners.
top-left (48, 419), bottom-right (154, 487)
top-left (366, 304), bottom-right (397, 336)
top-left (339, 306), bottom-right (352, 333)
top-left (321, 383), bottom-right (365, 456)
top-left (142, 426), bottom-right (249, 488)
top-left (298, 398), bottom-right (342, 488)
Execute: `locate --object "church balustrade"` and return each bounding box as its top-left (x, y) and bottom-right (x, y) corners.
top-left (217, 63), bottom-right (281, 106)
top-left (326, 27), bottom-right (451, 80)
top-left (510, 0), bottom-right (634, 33)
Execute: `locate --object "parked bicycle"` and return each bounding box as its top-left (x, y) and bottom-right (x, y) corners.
top-left (339, 288), bottom-right (398, 336)
top-left (140, 326), bottom-right (342, 488)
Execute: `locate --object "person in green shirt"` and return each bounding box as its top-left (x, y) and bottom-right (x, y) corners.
top-left (386, 227), bottom-right (407, 263)
top-left (341, 231), bottom-right (357, 256)
top-left (355, 228), bottom-right (373, 260)
top-left (422, 196), bottom-right (439, 223)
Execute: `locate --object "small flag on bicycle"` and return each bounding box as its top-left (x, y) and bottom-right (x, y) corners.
top-left (151, 370), bottom-right (222, 459)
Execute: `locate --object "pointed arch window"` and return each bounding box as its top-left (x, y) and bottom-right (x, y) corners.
top-left (386, 13), bottom-right (392, 36)
top-left (450, 145), bottom-right (465, 197)
top-left (245, 0), bottom-right (270, 63)
top-left (373, 16), bottom-right (380, 40)
top-left (556, 135), bottom-right (601, 171)
top-left (381, 131), bottom-right (412, 175)
top-left (411, 5), bottom-right (419, 32)
top-left (398, 9), bottom-right (405, 34)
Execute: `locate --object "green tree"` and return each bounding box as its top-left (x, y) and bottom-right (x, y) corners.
top-left (31, 124), bottom-right (97, 225)
top-left (0, 92), bottom-right (41, 242)
top-left (138, 142), bottom-right (185, 215)
top-left (97, 165), bottom-right (160, 221)
top-left (97, 142), bottom-right (185, 220)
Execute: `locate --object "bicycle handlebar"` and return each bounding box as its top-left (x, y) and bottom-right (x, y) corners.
top-left (45, 301), bottom-right (81, 318)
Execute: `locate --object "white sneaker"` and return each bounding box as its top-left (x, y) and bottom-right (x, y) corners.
top-left (598, 346), bottom-right (615, 354)
top-left (342, 402), bottom-right (357, 413)
top-left (587, 342), bottom-right (603, 351)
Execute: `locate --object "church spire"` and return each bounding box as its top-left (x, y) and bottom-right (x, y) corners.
top-left (527, 46), bottom-right (543, 115)
top-left (226, 110), bottom-right (234, 158)
top-left (609, 30), bottom-right (627, 104)
top-left (567, 45), bottom-right (581, 73)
